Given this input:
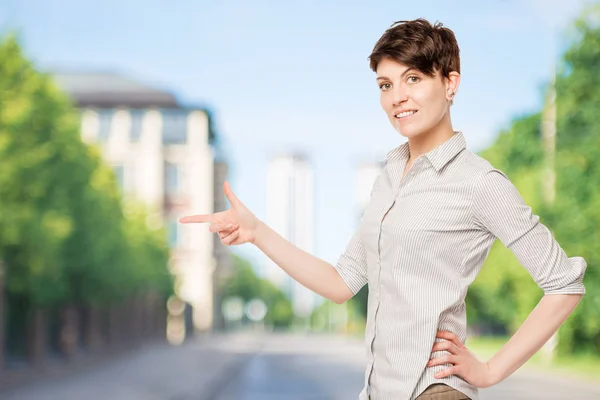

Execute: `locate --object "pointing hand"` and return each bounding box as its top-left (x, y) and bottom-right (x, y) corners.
top-left (179, 181), bottom-right (260, 246)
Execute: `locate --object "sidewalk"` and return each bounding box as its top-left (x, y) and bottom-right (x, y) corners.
top-left (1, 333), bottom-right (262, 400)
top-left (4, 332), bottom-right (599, 400)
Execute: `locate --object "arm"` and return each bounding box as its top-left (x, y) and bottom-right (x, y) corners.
top-left (431, 294), bottom-right (582, 387)
top-left (429, 170), bottom-right (586, 387)
top-left (473, 170), bottom-right (587, 384)
top-left (180, 181), bottom-right (357, 304)
top-left (486, 293), bottom-right (582, 384)
top-left (252, 221), bottom-right (354, 304)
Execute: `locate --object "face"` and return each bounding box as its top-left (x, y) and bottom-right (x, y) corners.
top-left (376, 58), bottom-right (460, 139)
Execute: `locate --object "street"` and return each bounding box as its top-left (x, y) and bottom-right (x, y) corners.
top-left (2, 333), bottom-right (599, 400)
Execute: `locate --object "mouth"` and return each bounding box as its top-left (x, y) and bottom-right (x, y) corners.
top-left (394, 110), bottom-right (418, 119)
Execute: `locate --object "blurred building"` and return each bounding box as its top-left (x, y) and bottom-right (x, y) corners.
top-left (54, 72), bottom-right (232, 334)
top-left (355, 160), bottom-right (385, 218)
top-left (265, 154), bottom-right (317, 318)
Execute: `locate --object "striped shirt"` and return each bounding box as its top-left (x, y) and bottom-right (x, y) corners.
top-left (334, 131), bottom-right (587, 400)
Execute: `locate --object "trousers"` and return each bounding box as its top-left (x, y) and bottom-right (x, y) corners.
top-left (415, 383), bottom-right (471, 399)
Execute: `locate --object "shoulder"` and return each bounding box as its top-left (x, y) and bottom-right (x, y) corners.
top-left (450, 150), bottom-right (521, 204)
top-left (457, 152), bottom-right (526, 209)
top-left (458, 150), bottom-right (510, 183)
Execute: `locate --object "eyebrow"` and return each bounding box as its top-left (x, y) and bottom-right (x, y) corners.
top-left (376, 68), bottom-right (417, 81)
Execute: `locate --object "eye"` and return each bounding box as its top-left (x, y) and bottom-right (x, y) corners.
top-left (379, 83), bottom-right (392, 91)
top-left (407, 75), bottom-right (420, 83)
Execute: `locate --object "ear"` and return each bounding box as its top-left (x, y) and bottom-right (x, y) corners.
top-left (445, 71), bottom-right (461, 101)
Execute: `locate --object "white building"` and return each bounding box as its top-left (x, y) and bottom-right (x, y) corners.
top-left (54, 72), bottom-right (232, 334)
top-left (265, 154), bottom-right (317, 318)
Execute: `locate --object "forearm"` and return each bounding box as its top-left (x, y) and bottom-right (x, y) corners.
top-left (487, 293), bottom-right (583, 384)
top-left (252, 220), bottom-right (352, 304)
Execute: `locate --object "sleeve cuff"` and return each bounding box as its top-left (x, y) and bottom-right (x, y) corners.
top-left (542, 256), bottom-right (587, 295)
top-left (333, 259), bottom-right (367, 295)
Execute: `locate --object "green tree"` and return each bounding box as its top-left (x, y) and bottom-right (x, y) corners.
top-left (468, 4), bottom-right (600, 355)
top-left (221, 254), bottom-right (293, 328)
top-left (0, 34), bottom-right (76, 306)
top-left (547, 6), bottom-right (600, 354)
top-left (0, 34), bottom-right (172, 316)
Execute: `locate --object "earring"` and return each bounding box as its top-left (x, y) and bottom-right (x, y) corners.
top-left (447, 89), bottom-right (455, 106)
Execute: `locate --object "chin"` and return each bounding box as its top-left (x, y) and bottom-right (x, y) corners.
top-left (394, 125), bottom-right (425, 139)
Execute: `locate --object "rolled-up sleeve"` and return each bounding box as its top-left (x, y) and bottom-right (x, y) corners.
top-left (471, 169), bottom-right (586, 295)
top-left (334, 227), bottom-right (368, 295)
top-left (333, 174), bottom-right (381, 295)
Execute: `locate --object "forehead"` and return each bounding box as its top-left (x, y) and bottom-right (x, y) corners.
top-left (376, 58), bottom-right (412, 75)
top-left (376, 58), bottom-right (441, 80)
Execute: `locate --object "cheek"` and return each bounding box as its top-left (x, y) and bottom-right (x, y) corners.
top-left (415, 91), bottom-right (446, 115)
top-left (411, 87), bottom-right (434, 103)
top-left (432, 94), bottom-right (449, 115)
top-left (380, 93), bottom-right (388, 111)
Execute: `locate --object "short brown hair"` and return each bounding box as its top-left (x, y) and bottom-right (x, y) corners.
top-left (368, 18), bottom-right (460, 78)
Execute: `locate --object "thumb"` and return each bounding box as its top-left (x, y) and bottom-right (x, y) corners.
top-left (224, 181), bottom-right (241, 207)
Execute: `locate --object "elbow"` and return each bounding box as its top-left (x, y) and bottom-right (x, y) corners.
top-left (542, 257), bottom-right (587, 296)
top-left (330, 287), bottom-right (354, 305)
top-left (330, 266), bottom-right (359, 304)
top-left (542, 281), bottom-right (586, 297)
top-left (331, 296), bottom-right (349, 305)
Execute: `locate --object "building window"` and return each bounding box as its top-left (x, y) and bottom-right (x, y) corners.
top-left (167, 219), bottom-right (179, 248)
top-left (97, 110), bottom-right (113, 142)
top-left (112, 165), bottom-right (125, 192)
top-left (130, 110), bottom-right (144, 142)
top-left (162, 110), bottom-right (187, 144)
top-left (165, 162), bottom-right (181, 195)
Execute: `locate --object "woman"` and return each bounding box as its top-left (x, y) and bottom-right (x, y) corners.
top-left (180, 18), bottom-right (586, 400)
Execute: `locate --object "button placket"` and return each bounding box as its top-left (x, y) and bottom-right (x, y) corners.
top-left (366, 197), bottom-right (395, 392)
top-left (366, 159), bottom-right (410, 391)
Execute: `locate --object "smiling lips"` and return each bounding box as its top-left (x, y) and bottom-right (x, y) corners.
top-left (394, 110), bottom-right (418, 120)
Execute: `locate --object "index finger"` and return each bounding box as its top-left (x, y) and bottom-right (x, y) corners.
top-left (179, 214), bottom-right (217, 224)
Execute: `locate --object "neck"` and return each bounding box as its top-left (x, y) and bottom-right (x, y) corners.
top-left (407, 116), bottom-right (455, 161)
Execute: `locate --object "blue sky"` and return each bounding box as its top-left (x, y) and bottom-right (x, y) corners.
top-left (0, 0), bottom-right (591, 272)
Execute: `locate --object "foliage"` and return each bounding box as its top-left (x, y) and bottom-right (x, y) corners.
top-left (0, 34), bottom-right (172, 312)
top-left (221, 254), bottom-right (293, 328)
top-left (549, 7), bottom-right (600, 354)
top-left (468, 4), bottom-right (600, 355)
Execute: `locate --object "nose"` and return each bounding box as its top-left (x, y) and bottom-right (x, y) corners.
top-left (391, 84), bottom-right (408, 107)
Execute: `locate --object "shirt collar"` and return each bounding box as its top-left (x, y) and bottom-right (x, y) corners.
top-left (385, 131), bottom-right (467, 172)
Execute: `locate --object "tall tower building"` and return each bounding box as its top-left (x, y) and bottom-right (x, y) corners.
top-left (265, 154), bottom-right (316, 318)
